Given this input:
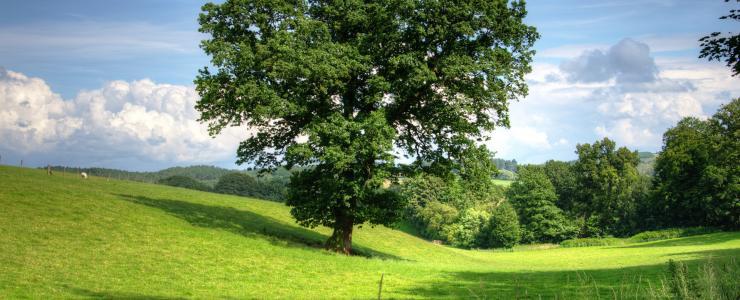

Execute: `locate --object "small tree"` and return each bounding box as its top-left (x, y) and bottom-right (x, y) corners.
top-left (196, 0), bottom-right (538, 253)
top-left (479, 201), bottom-right (520, 248)
top-left (507, 166), bottom-right (576, 243)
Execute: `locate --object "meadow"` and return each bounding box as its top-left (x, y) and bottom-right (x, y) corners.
top-left (1, 166), bottom-right (738, 299)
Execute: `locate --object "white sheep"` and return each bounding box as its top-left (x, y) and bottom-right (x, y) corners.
top-left (80, 172), bottom-right (88, 179)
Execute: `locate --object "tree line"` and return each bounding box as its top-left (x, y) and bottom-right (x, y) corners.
top-left (157, 171), bottom-right (289, 202)
top-left (400, 98), bottom-right (738, 248)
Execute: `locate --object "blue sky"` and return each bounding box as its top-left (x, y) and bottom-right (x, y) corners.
top-left (1, 0), bottom-right (738, 171)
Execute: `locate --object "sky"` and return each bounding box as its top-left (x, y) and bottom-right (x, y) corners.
top-left (1, 0), bottom-right (738, 171)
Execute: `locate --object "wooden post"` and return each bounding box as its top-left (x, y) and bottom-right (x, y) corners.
top-left (377, 273), bottom-right (384, 300)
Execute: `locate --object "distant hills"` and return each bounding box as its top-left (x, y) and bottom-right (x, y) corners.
top-left (637, 152), bottom-right (656, 176)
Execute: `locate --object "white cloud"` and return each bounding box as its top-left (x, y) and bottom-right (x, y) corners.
top-left (595, 119), bottom-right (657, 149)
top-left (485, 126), bottom-right (553, 161)
top-left (0, 68), bottom-right (248, 169)
top-left (560, 38), bottom-right (658, 83)
top-left (0, 68), bottom-right (82, 152)
top-left (497, 40), bottom-right (740, 161)
top-left (596, 91), bottom-right (704, 122)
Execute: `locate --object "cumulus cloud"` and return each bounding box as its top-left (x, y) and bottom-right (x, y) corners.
top-left (554, 39), bottom-right (738, 151)
top-left (485, 125), bottom-right (558, 162)
top-left (492, 38), bottom-right (740, 162)
top-left (595, 119), bottom-right (657, 148)
top-left (560, 38), bottom-right (658, 83)
top-left (0, 68), bottom-right (248, 170)
top-left (0, 68), bottom-right (81, 152)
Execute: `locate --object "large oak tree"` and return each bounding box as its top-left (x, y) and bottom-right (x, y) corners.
top-left (195, 0), bottom-right (538, 254)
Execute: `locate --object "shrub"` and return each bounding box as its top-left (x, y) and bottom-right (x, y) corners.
top-left (400, 174), bottom-right (464, 242)
top-left (416, 201), bottom-right (459, 241)
top-left (479, 202), bottom-right (520, 249)
top-left (445, 208), bottom-right (490, 248)
top-left (400, 173), bottom-right (508, 248)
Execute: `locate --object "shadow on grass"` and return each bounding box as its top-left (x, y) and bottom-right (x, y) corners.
top-left (395, 248), bottom-right (739, 299)
top-left (64, 286), bottom-right (185, 300)
top-left (116, 194), bottom-right (403, 260)
top-left (618, 232), bottom-right (738, 249)
top-left (663, 247), bottom-right (740, 260)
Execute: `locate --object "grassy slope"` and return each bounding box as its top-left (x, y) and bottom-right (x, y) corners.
top-left (1, 166), bottom-right (738, 299)
top-left (492, 179), bottom-right (513, 187)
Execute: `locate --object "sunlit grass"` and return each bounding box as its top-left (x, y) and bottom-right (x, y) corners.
top-left (1, 166), bottom-right (737, 298)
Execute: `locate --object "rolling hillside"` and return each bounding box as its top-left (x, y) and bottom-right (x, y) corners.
top-left (1, 166), bottom-right (738, 298)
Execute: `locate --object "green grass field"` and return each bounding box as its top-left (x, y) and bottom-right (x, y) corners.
top-left (1, 166), bottom-right (738, 298)
top-left (492, 179), bottom-right (513, 187)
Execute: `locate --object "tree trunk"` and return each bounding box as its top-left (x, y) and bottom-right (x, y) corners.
top-left (326, 213), bottom-right (354, 255)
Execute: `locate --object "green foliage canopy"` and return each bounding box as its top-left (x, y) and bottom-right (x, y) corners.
top-left (507, 165), bottom-right (577, 243)
top-left (653, 98), bottom-right (739, 228)
top-left (214, 173), bottom-right (259, 197)
top-left (479, 201), bottom-right (520, 248)
top-left (572, 138), bottom-right (641, 236)
top-left (541, 160), bottom-right (577, 212)
top-left (195, 0), bottom-right (538, 253)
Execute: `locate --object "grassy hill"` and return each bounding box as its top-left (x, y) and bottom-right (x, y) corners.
top-left (1, 166), bottom-right (738, 298)
top-left (47, 165), bottom-right (236, 187)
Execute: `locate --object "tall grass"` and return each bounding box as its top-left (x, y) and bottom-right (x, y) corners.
top-left (554, 258), bottom-right (740, 299)
top-left (659, 258), bottom-right (739, 300)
